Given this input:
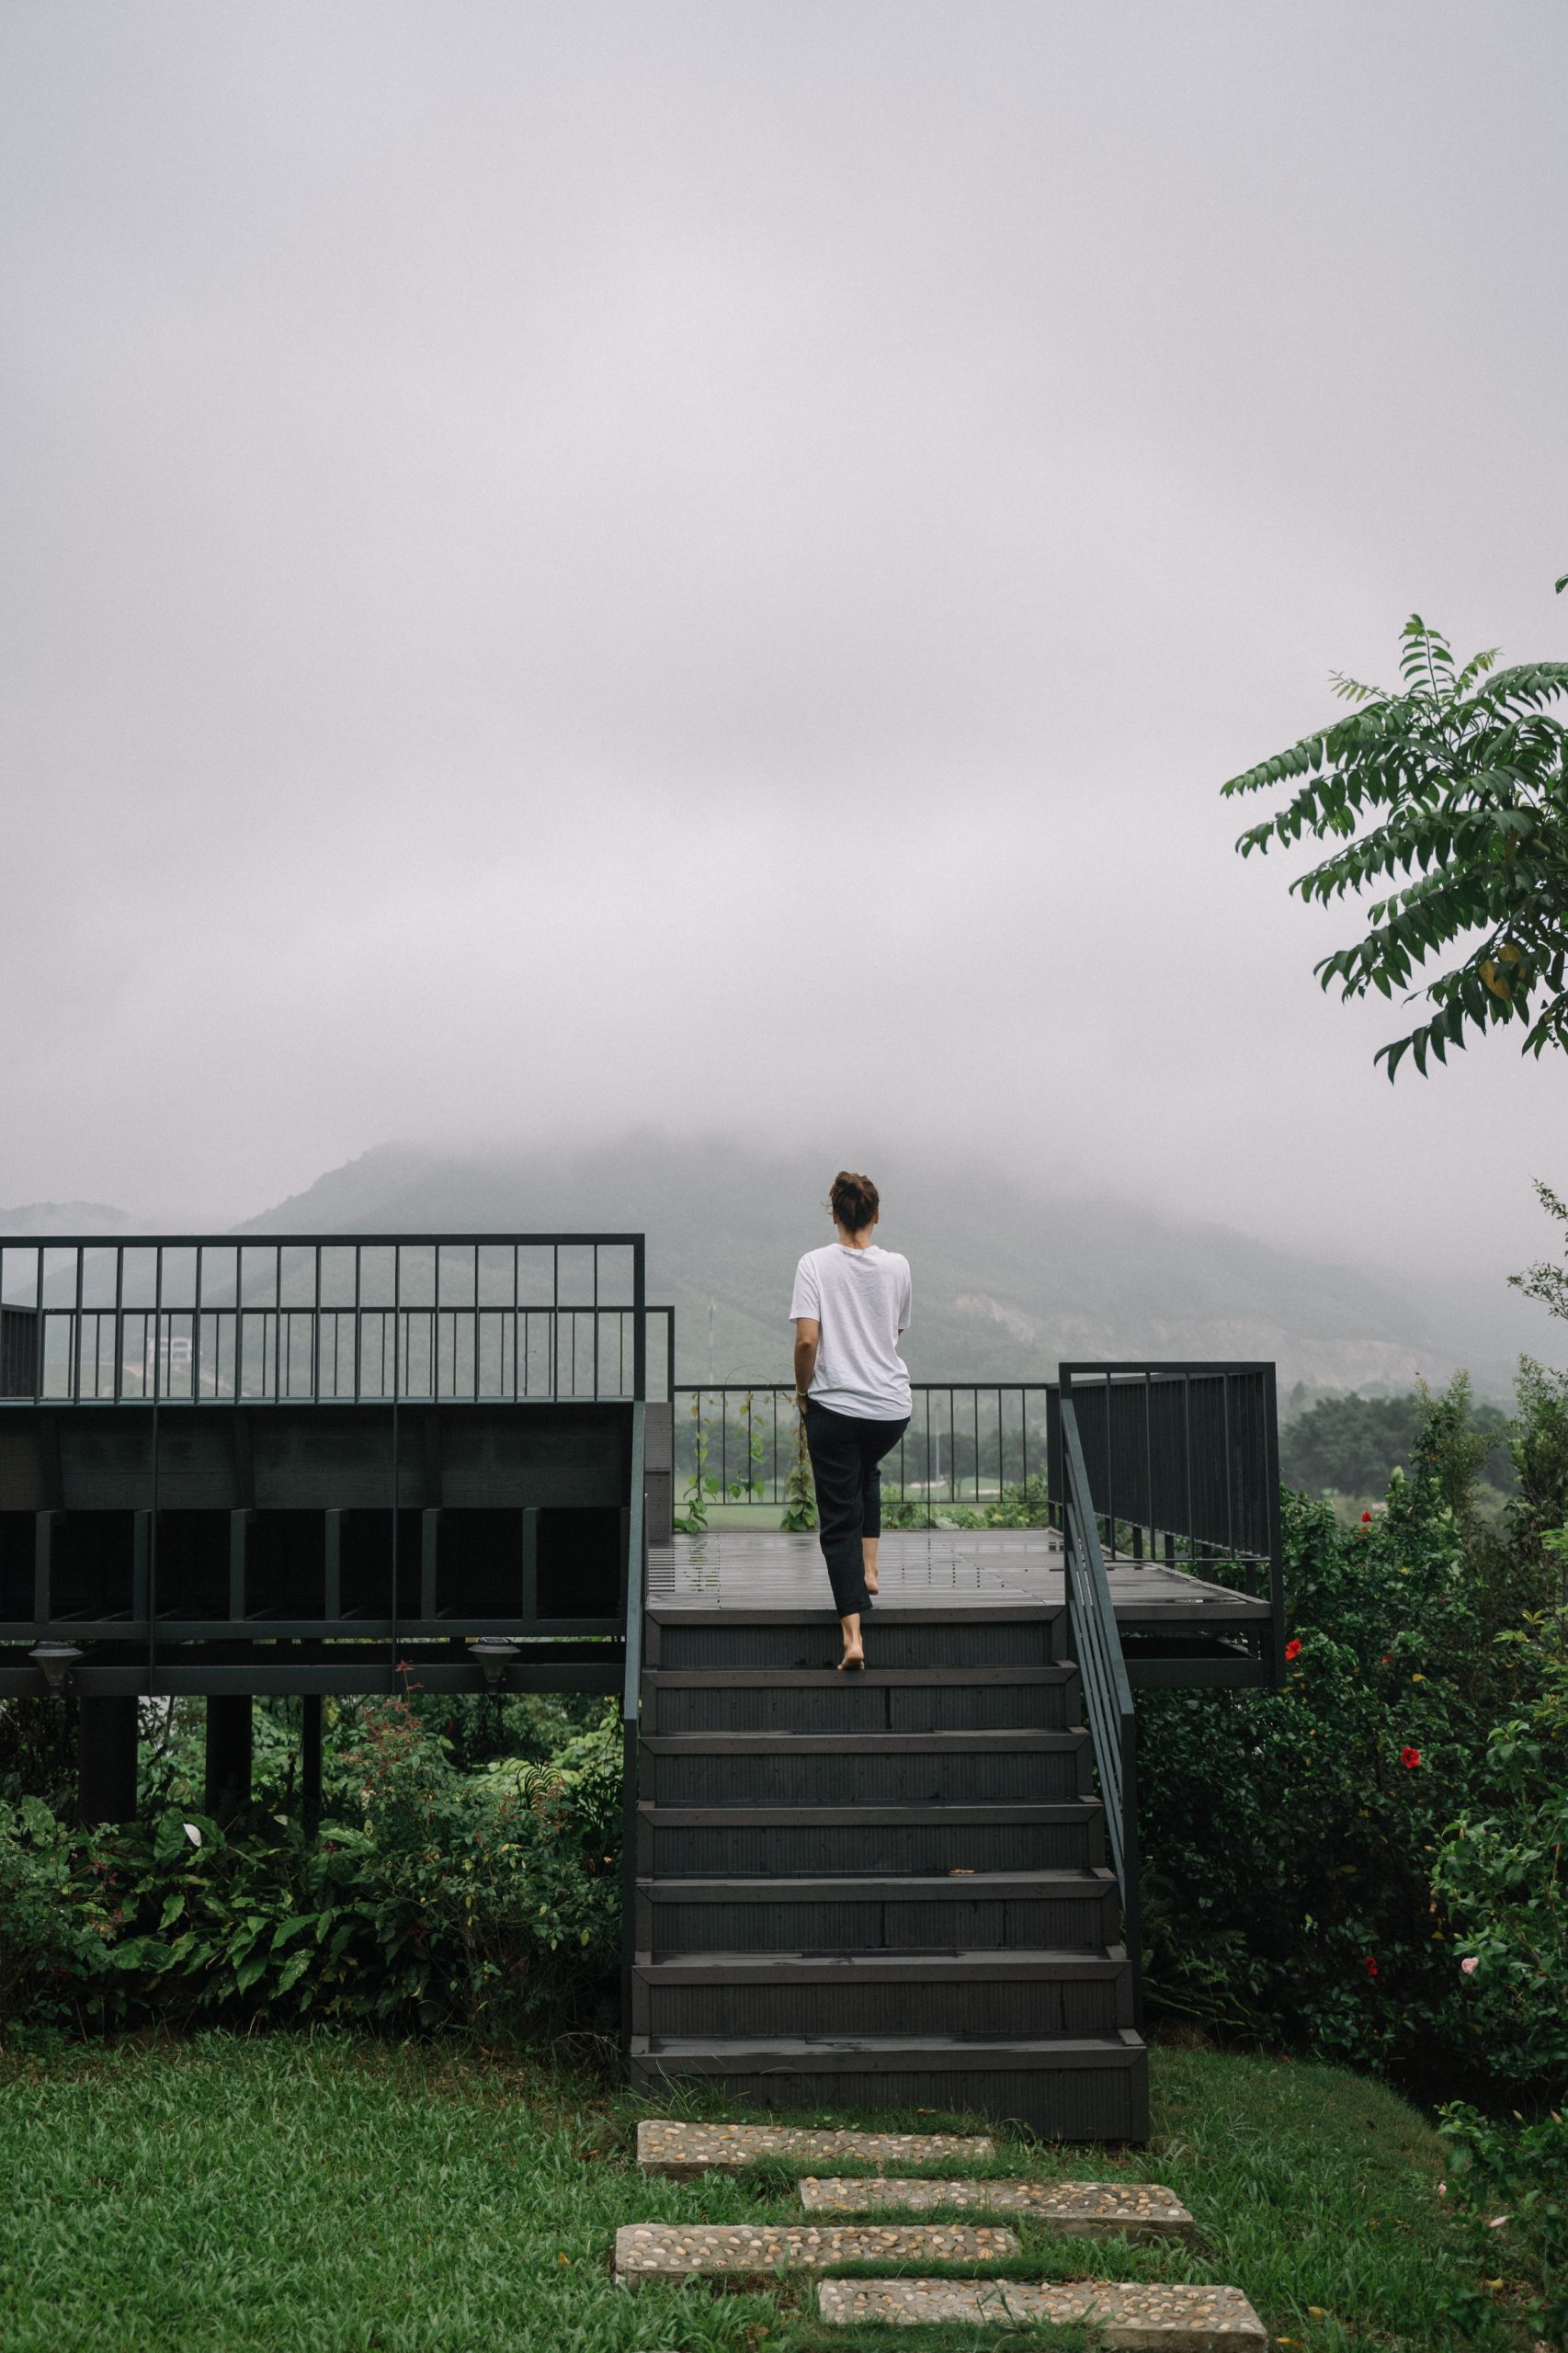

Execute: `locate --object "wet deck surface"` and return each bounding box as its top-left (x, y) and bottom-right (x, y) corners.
top-left (648, 1529), bottom-right (1268, 1627)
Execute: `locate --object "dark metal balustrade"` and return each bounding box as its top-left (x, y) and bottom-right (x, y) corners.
top-left (673, 1381), bottom-right (1051, 1514)
top-left (0, 1236), bottom-right (671, 1407)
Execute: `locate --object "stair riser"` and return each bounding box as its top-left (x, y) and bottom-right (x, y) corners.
top-left (648, 1685), bottom-right (1073, 1733)
top-left (644, 1751), bottom-right (1085, 1807)
top-left (640, 1889), bottom-right (1120, 1955)
top-left (642, 1821), bottom-right (1102, 1875)
top-left (637, 1979), bottom-right (1131, 2039)
top-left (628, 2056), bottom-right (1150, 2142)
top-left (653, 1620), bottom-right (1057, 1671)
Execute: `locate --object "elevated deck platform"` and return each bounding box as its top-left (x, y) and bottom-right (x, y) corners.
top-left (649, 1528), bottom-right (1271, 1686)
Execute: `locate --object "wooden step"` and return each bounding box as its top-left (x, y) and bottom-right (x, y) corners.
top-left (642, 1664), bottom-right (1075, 1735)
top-left (817, 2277), bottom-right (1266, 2346)
top-left (637, 1868), bottom-right (1120, 1956)
top-left (629, 2029), bottom-right (1150, 2141)
top-left (632, 1947), bottom-right (1133, 2039)
top-left (636, 1800), bottom-right (1106, 1877)
top-left (650, 1607), bottom-right (1058, 1673)
top-left (640, 1729), bottom-right (1087, 1808)
top-left (797, 2176), bottom-right (1194, 2236)
top-left (635, 2118), bottom-right (994, 2177)
top-left (613, 2219), bottom-right (1019, 2283)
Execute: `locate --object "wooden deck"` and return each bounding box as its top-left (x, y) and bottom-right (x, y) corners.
top-left (649, 1528), bottom-right (1270, 1646)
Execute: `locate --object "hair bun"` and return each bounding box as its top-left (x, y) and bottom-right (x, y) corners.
top-left (830, 1170), bottom-right (880, 1230)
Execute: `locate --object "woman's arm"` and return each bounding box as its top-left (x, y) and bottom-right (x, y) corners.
top-left (793, 1317), bottom-right (820, 1404)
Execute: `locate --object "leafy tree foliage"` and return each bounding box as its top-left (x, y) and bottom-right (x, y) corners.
top-left (1280, 1385), bottom-right (1512, 1502)
top-left (1223, 615), bottom-right (1568, 1077)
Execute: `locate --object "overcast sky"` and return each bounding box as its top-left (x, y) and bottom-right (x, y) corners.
top-left (3, 3), bottom-right (1565, 1318)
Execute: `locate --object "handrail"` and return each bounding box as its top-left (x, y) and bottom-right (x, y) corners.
top-left (1060, 1390), bottom-right (1141, 1994)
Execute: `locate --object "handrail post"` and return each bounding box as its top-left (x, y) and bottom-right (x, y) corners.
top-left (620, 1396), bottom-right (648, 2055)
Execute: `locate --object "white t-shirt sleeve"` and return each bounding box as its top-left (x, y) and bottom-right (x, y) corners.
top-left (790, 1254), bottom-right (822, 1323)
top-left (898, 1259), bottom-right (912, 1336)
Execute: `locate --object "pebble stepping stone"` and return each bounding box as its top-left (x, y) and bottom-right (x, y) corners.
top-left (614, 2221), bottom-right (1018, 2282)
top-left (635, 2119), bottom-right (993, 2177)
top-left (798, 2176), bottom-right (1195, 2237)
top-left (818, 2277), bottom-right (1267, 2347)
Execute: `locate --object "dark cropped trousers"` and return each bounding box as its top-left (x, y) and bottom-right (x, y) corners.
top-left (803, 1400), bottom-right (911, 1616)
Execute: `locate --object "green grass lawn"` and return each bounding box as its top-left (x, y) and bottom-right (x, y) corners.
top-left (0, 2031), bottom-right (1542, 2353)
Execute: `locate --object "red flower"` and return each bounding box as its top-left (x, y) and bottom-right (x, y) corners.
top-left (1381, 1654), bottom-right (1392, 1665)
top-left (1362, 1955), bottom-right (1379, 1978)
top-left (1284, 1638), bottom-right (1302, 1662)
top-left (1401, 1745), bottom-right (1421, 1770)
top-left (1360, 1510), bottom-right (1373, 1525)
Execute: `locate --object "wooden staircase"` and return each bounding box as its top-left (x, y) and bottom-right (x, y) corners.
top-left (627, 1600), bottom-right (1149, 2142)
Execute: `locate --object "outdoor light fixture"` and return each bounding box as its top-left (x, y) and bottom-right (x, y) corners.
top-left (29, 1643), bottom-right (83, 1691)
top-left (470, 1638), bottom-right (520, 1691)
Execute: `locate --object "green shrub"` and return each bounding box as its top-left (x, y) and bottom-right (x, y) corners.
top-left (0, 1699), bottom-right (622, 2040)
top-left (1432, 1608), bottom-right (1568, 2089)
top-left (1437, 2101), bottom-right (1568, 2343)
top-left (1139, 1372), bottom-right (1563, 2088)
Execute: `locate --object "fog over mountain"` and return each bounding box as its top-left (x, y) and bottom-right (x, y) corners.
top-left (237, 1135), bottom-right (1548, 1400)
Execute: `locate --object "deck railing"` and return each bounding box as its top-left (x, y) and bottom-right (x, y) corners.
top-left (1060, 1388), bottom-right (1141, 1994)
top-left (0, 1236), bottom-right (669, 1405)
top-left (672, 1381), bottom-right (1052, 1517)
top-left (1050, 1362), bottom-right (1285, 1678)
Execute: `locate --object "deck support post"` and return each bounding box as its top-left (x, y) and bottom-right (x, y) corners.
top-left (204, 1694), bottom-right (253, 1822)
top-left (78, 1695), bottom-right (139, 1825)
top-left (301, 1694), bottom-right (323, 1835)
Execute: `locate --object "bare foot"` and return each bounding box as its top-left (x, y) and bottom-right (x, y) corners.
top-left (837, 1642), bottom-right (865, 1672)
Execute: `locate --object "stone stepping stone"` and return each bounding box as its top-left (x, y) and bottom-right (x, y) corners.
top-left (614, 2221), bottom-right (1018, 2282)
top-left (635, 2119), bottom-right (994, 2177)
top-left (818, 2277), bottom-right (1267, 2347)
top-left (799, 2176), bottom-right (1195, 2237)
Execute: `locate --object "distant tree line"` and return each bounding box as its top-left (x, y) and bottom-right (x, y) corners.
top-left (1279, 1387), bottom-right (1514, 1501)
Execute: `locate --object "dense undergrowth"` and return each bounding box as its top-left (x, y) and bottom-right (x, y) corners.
top-left (0, 1688), bottom-right (622, 2040)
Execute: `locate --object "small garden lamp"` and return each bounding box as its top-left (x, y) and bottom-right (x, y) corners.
top-left (470, 1637), bottom-right (520, 1692)
top-left (29, 1642), bottom-right (83, 1691)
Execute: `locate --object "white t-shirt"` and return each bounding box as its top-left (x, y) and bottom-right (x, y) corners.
top-left (790, 1244), bottom-right (913, 1420)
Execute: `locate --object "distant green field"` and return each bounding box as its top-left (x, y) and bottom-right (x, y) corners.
top-left (0, 2033), bottom-right (1539, 2352)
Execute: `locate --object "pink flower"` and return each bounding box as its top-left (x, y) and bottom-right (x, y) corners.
top-left (1460, 1956), bottom-right (1479, 1976)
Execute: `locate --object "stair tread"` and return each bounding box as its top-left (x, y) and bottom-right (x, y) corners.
top-left (646, 1665), bottom-right (1070, 1685)
top-left (642, 1729), bottom-right (1083, 1751)
top-left (633, 2030), bottom-right (1144, 2062)
top-left (636, 1948), bottom-right (1129, 1975)
top-left (642, 1868), bottom-right (1113, 1893)
top-left (639, 1800), bottom-right (1101, 1824)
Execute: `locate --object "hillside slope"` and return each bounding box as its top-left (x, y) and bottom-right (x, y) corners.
top-left (242, 1136), bottom-right (1449, 1392)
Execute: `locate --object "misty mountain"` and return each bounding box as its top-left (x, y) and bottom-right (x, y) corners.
top-left (0, 1202), bottom-right (130, 1237)
top-left (241, 1137), bottom-right (1471, 1394)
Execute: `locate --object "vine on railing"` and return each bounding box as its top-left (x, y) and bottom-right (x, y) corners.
top-left (782, 1405), bottom-right (817, 1531)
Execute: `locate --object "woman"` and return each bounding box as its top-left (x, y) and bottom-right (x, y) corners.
top-left (790, 1170), bottom-right (912, 1669)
